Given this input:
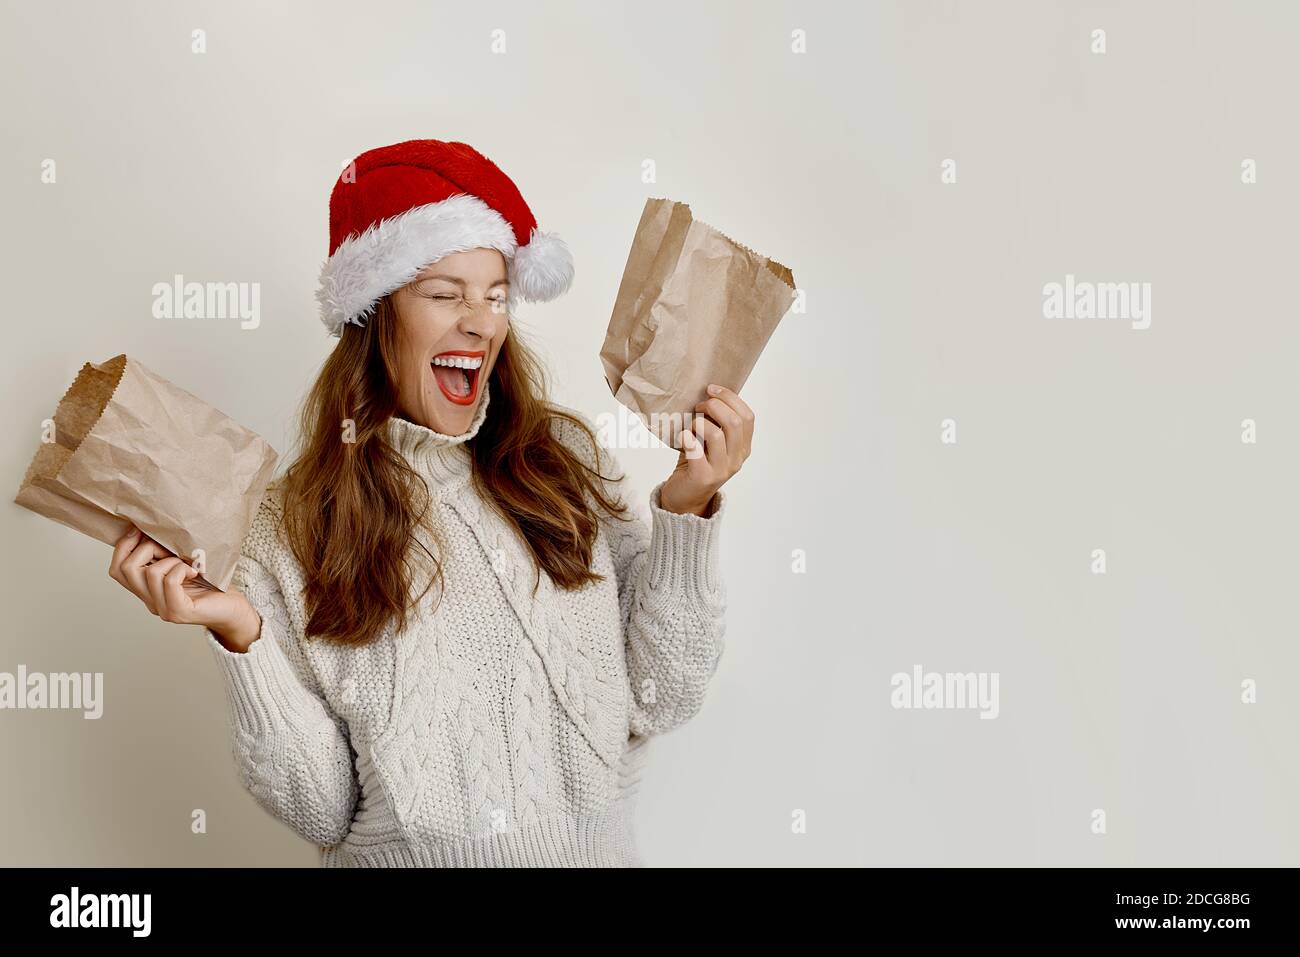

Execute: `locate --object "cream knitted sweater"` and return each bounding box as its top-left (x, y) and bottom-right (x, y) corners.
top-left (203, 382), bottom-right (727, 867)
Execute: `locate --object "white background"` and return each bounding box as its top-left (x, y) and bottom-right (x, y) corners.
top-left (2, 0), bottom-right (1297, 865)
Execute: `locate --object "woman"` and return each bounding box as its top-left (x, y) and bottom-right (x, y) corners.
top-left (106, 139), bottom-right (752, 867)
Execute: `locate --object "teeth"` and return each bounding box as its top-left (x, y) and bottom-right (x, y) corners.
top-left (432, 355), bottom-right (483, 370)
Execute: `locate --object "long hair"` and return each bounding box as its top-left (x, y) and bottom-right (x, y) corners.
top-left (277, 294), bottom-right (631, 647)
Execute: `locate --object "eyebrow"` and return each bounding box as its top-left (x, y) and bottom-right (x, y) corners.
top-left (417, 274), bottom-right (509, 288)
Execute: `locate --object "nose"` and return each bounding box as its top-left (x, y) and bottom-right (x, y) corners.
top-left (455, 302), bottom-right (497, 340)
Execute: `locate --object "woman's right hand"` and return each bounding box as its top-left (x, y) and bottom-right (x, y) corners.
top-left (108, 525), bottom-right (262, 653)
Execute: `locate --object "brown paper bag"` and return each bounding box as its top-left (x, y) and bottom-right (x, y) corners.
top-left (600, 197), bottom-right (796, 448)
top-left (14, 355), bottom-right (279, 591)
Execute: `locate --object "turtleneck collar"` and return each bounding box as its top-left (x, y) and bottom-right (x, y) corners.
top-left (386, 380), bottom-right (491, 486)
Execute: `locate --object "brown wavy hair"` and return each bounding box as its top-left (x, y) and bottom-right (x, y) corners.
top-left (276, 294), bottom-right (632, 647)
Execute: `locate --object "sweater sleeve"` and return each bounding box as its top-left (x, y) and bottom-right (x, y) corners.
top-left (603, 467), bottom-right (728, 738)
top-left (204, 553), bottom-right (359, 847)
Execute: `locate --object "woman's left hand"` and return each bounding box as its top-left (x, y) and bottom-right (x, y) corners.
top-left (658, 384), bottom-right (754, 517)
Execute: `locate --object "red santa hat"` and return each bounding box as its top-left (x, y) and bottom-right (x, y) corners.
top-left (316, 139), bottom-right (574, 335)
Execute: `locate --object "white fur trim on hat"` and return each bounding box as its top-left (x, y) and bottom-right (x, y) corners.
top-left (316, 193), bottom-right (518, 335)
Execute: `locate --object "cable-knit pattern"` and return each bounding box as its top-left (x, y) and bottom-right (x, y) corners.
top-left (508, 641), bottom-right (549, 828)
top-left (206, 554), bottom-right (359, 848)
top-left (238, 732), bottom-right (274, 804)
top-left (375, 612), bottom-right (472, 842)
top-left (205, 385), bottom-right (727, 867)
top-left (451, 673), bottom-right (510, 835)
top-left (446, 492), bottom-right (626, 770)
top-left (549, 411), bottom-right (729, 738)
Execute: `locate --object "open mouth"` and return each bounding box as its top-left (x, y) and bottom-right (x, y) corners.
top-left (431, 351), bottom-right (485, 406)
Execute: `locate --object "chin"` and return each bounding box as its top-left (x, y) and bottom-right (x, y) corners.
top-left (434, 412), bottom-right (473, 436)
top-left (407, 402), bottom-right (467, 436)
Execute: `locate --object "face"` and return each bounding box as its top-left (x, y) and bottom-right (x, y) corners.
top-left (390, 247), bottom-right (511, 435)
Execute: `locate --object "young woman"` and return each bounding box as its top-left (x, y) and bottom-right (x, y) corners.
top-left (106, 139), bottom-right (752, 867)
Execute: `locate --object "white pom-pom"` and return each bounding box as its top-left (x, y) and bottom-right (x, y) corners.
top-left (510, 229), bottom-right (575, 303)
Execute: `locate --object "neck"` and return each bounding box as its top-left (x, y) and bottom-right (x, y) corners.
top-left (386, 380), bottom-right (491, 485)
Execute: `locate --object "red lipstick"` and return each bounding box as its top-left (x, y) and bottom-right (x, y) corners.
top-left (430, 350), bottom-right (485, 406)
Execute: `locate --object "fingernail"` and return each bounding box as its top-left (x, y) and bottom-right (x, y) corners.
top-left (707, 384), bottom-right (721, 395)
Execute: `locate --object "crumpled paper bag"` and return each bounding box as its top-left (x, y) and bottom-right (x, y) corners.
top-left (13, 354), bottom-right (279, 591)
top-left (600, 197), bottom-right (796, 448)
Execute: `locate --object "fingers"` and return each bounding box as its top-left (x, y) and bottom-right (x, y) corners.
top-left (663, 386), bottom-right (755, 514)
top-left (144, 556), bottom-right (184, 619)
top-left (686, 413), bottom-right (728, 473)
top-left (693, 397), bottom-right (743, 465)
top-left (680, 428), bottom-right (705, 466)
top-left (693, 386), bottom-right (755, 472)
top-left (117, 533), bottom-right (176, 614)
top-left (107, 524), bottom-right (201, 623)
top-left (706, 384), bottom-right (754, 447)
top-left (161, 560), bottom-right (200, 623)
top-left (108, 525), bottom-right (143, 585)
